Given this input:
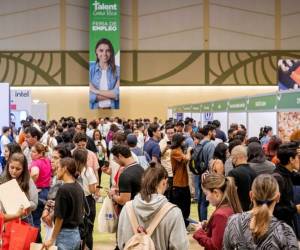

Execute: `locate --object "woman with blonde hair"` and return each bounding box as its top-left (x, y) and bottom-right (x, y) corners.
top-left (223, 174), bottom-right (298, 249)
top-left (193, 173), bottom-right (242, 250)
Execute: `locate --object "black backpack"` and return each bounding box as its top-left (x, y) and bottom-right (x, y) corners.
top-left (189, 141), bottom-right (209, 175)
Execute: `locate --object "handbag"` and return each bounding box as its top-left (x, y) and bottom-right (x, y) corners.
top-left (97, 196), bottom-right (117, 233)
top-left (2, 219), bottom-right (38, 250)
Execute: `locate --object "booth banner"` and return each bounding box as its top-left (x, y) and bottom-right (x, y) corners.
top-left (191, 104), bottom-right (202, 113)
top-left (211, 100), bottom-right (228, 112)
top-left (89, 0), bottom-right (120, 109)
top-left (10, 89), bottom-right (32, 113)
top-left (278, 59), bottom-right (300, 91)
top-left (278, 112), bottom-right (300, 142)
top-left (202, 103), bottom-right (212, 112)
top-left (182, 105), bottom-right (193, 113)
top-left (278, 91), bottom-right (300, 110)
top-left (228, 98), bottom-right (248, 112)
top-left (248, 95), bottom-right (277, 111)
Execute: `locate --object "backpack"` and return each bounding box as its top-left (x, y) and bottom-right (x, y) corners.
top-left (189, 141), bottom-right (209, 175)
top-left (124, 201), bottom-right (176, 250)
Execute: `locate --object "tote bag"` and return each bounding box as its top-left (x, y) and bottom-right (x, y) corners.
top-left (97, 196), bottom-right (117, 233)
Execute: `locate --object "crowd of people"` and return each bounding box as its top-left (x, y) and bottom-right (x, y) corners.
top-left (0, 115), bottom-right (299, 249)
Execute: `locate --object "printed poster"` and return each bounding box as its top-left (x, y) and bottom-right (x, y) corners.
top-left (89, 0), bottom-right (120, 109)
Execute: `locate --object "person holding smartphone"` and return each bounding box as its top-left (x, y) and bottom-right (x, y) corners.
top-left (159, 124), bottom-right (175, 200)
top-left (193, 173), bottom-right (242, 249)
top-left (93, 129), bottom-right (107, 188)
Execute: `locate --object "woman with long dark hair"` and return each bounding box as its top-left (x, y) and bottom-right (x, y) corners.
top-left (170, 133), bottom-right (192, 227)
top-left (1, 153), bottom-right (38, 224)
top-left (247, 142), bottom-right (275, 175)
top-left (43, 157), bottom-right (85, 249)
top-left (89, 38), bottom-right (120, 109)
top-left (209, 142), bottom-right (228, 175)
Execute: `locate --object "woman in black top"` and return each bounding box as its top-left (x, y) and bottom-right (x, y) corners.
top-left (43, 157), bottom-right (84, 249)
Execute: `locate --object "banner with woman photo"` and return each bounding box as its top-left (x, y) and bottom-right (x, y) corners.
top-left (89, 0), bottom-right (120, 109)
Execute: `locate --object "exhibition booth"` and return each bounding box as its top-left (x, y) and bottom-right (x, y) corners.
top-left (0, 84), bottom-right (48, 133)
top-left (170, 89), bottom-right (300, 142)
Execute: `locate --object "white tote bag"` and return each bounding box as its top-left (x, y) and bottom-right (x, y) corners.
top-left (97, 196), bottom-right (117, 233)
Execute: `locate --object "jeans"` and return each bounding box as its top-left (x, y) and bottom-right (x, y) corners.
top-left (194, 175), bottom-right (200, 201)
top-left (56, 228), bottom-right (81, 250)
top-left (293, 185), bottom-right (300, 239)
top-left (22, 213), bottom-right (34, 226)
top-left (198, 182), bottom-right (208, 221)
top-left (32, 187), bottom-right (49, 242)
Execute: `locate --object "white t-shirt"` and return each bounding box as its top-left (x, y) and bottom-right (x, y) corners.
top-left (0, 135), bottom-right (10, 157)
top-left (98, 70), bottom-right (111, 108)
top-left (80, 167), bottom-right (98, 196)
top-left (137, 131), bottom-right (144, 150)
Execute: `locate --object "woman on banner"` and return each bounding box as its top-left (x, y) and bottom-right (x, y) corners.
top-left (89, 38), bottom-right (120, 109)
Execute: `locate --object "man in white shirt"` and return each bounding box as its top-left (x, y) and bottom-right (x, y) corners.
top-left (97, 117), bottom-right (110, 138)
top-left (134, 122), bottom-right (145, 150)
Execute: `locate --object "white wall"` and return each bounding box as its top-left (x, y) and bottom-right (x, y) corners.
top-left (248, 112), bottom-right (277, 138)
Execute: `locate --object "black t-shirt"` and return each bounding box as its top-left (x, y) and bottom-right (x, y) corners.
top-left (228, 164), bottom-right (257, 211)
top-left (54, 182), bottom-right (85, 228)
top-left (118, 163), bottom-right (144, 200)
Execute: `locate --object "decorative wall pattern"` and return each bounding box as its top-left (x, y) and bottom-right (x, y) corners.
top-left (1, 50), bottom-right (300, 86)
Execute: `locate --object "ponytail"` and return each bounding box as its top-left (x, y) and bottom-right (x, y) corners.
top-left (202, 174), bottom-right (242, 214)
top-left (222, 177), bottom-right (243, 213)
top-left (250, 203), bottom-right (271, 239)
top-left (249, 174), bottom-right (278, 239)
top-left (140, 162), bottom-right (168, 202)
top-left (33, 142), bottom-right (48, 156)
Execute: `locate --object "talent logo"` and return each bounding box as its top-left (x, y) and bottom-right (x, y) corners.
top-left (92, 0), bottom-right (117, 11)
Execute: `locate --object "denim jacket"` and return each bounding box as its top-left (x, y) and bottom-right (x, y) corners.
top-left (89, 62), bottom-right (120, 109)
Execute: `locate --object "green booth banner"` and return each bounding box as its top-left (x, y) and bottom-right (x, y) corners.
top-left (182, 105), bottom-right (193, 113)
top-left (248, 94), bottom-right (277, 111)
top-left (228, 98), bottom-right (248, 112)
top-left (191, 104), bottom-right (202, 113)
top-left (211, 100), bottom-right (228, 112)
top-left (89, 0), bottom-right (120, 109)
top-left (278, 91), bottom-right (300, 110)
top-left (202, 103), bottom-right (212, 112)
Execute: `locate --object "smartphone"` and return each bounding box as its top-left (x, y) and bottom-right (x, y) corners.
top-left (187, 218), bottom-right (199, 224)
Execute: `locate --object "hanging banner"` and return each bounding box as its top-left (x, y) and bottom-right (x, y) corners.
top-left (0, 83), bottom-right (10, 131)
top-left (278, 59), bottom-right (300, 91)
top-left (89, 0), bottom-right (120, 109)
